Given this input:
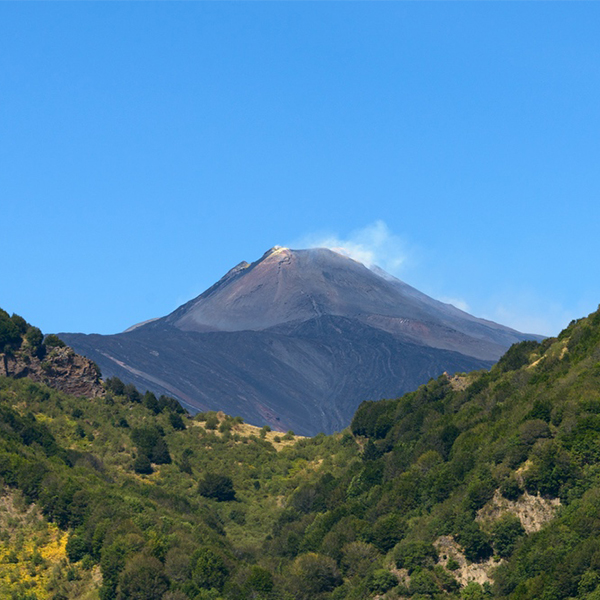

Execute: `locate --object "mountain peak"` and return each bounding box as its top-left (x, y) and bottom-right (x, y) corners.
top-left (166, 247), bottom-right (538, 358)
top-left (58, 246), bottom-right (542, 434)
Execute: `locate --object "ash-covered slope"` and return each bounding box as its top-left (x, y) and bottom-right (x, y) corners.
top-left (59, 247), bottom-right (541, 435)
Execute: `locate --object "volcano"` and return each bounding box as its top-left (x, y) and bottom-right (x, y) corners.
top-left (58, 247), bottom-right (541, 435)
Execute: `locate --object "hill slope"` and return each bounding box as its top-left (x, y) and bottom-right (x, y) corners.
top-left (4, 305), bottom-right (600, 598)
top-left (58, 247), bottom-right (540, 435)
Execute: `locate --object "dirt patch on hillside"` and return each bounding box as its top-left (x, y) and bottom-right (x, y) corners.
top-left (477, 490), bottom-right (560, 534)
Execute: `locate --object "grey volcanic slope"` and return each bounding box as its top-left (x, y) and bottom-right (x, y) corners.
top-left (59, 247), bottom-right (542, 435)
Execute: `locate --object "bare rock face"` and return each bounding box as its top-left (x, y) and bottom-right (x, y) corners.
top-left (58, 247), bottom-right (542, 435)
top-left (1, 346), bottom-right (104, 398)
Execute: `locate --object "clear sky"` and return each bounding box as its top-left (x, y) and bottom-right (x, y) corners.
top-left (1, 3), bottom-right (599, 337)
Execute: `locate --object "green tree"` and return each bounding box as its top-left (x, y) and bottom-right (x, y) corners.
top-left (25, 326), bottom-right (44, 357)
top-left (191, 548), bottom-right (229, 590)
top-left (246, 565), bottom-right (273, 593)
top-left (394, 540), bottom-right (438, 573)
top-left (117, 554), bottom-right (169, 599)
top-left (44, 334), bottom-right (66, 348)
top-left (197, 473), bottom-right (236, 502)
top-left (491, 515), bottom-right (525, 558)
top-left (288, 553), bottom-right (342, 599)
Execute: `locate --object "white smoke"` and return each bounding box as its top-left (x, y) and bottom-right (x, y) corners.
top-left (293, 220), bottom-right (410, 276)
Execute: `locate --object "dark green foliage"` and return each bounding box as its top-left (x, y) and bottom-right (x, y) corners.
top-left (67, 531), bottom-right (91, 562)
top-left (10, 313), bottom-right (29, 335)
top-left (143, 391), bottom-right (160, 414)
top-left (455, 519), bottom-right (492, 563)
top-left (246, 565), bottom-right (273, 592)
top-left (44, 334), bottom-right (66, 348)
top-left (169, 411), bottom-right (186, 431)
top-left (409, 568), bottom-right (440, 595)
top-left (0, 309), bottom-right (23, 352)
top-left (158, 394), bottom-right (185, 414)
top-left (394, 540), bottom-right (438, 573)
top-left (367, 569), bottom-right (398, 593)
top-left (134, 454), bottom-right (153, 475)
top-left (191, 547), bottom-right (229, 590)
top-left (287, 552), bottom-right (342, 599)
top-left (197, 473), bottom-right (236, 502)
top-left (351, 399), bottom-right (396, 439)
top-left (496, 340), bottom-right (540, 373)
top-left (25, 326), bottom-right (44, 358)
top-left (368, 512), bottom-right (406, 552)
top-left (491, 514), bottom-right (525, 558)
top-left (130, 425), bottom-right (171, 464)
top-left (105, 377), bottom-right (125, 396)
top-left (500, 477), bottom-right (524, 501)
top-left (124, 383), bottom-right (141, 403)
top-left (117, 554), bottom-right (169, 600)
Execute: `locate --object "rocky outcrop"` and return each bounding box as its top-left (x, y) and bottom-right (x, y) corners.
top-left (1, 345), bottom-right (104, 398)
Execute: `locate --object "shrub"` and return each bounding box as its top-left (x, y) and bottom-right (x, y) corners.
top-left (491, 515), bottom-right (525, 558)
top-left (368, 512), bottom-right (406, 552)
top-left (117, 554), bottom-right (169, 600)
top-left (205, 416), bottom-right (219, 430)
top-left (368, 569), bottom-right (398, 593)
top-left (394, 540), bottom-right (438, 573)
top-left (0, 309), bottom-right (22, 351)
top-left (134, 455), bottom-right (153, 475)
top-left (191, 547), bottom-right (229, 590)
top-left (169, 412), bottom-right (186, 431)
top-left (143, 391), bottom-right (160, 414)
top-left (288, 553), bottom-right (342, 599)
top-left (44, 334), bottom-right (66, 348)
top-left (105, 377), bottom-right (125, 396)
top-left (500, 477), bottom-right (524, 501)
top-left (25, 326), bottom-right (44, 358)
top-left (198, 473), bottom-right (236, 502)
top-left (247, 565), bottom-right (273, 592)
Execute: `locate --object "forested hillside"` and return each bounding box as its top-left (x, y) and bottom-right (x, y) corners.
top-left (3, 305), bottom-right (600, 599)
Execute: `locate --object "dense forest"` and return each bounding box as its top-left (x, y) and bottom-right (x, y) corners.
top-left (3, 305), bottom-right (600, 599)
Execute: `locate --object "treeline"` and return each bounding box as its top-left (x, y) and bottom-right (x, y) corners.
top-left (0, 307), bottom-right (66, 359)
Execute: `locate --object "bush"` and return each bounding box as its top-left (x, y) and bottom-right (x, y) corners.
top-left (198, 473), bottom-right (236, 502)
top-left (25, 326), bottom-right (44, 358)
top-left (491, 515), bottom-right (525, 558)
top-left (394, 540), bottom-right (438, 573)
top-left (191, 547), bottom-right (229, 590)
top-left (288, 553), bottom-right (342, 599)
top-left (500, 477), bottom-right (524, 501)
top-left (124, 383), bottom-right (141, 403)
top-left (66, 532), bottom-right (90, 562)
top-left (247, 565), bottom-right (273, 592)
top-left (368, 512), bottom-right (406, 552)
top-left (105, 377), bottom-right (125, 396)
top-left (131, 426), bottom-right (171, 465)
top-left (0, 309), bottom-right (23, 351)
top-left (143, 391), bottom-right (160, 414)
top-left (44, 334), bottom-right (66, 348)
top-left (169, 412), bottom-right (186, 431)
top-left (455, 520), bottom-right (492, 563)
top-left (134, 454), bottom-right (153, 475)
top-left (117, 554), bottom-right (169, 600)
top-left (205, 416), bottom-right (219, 430)
top-left (368, 569), bottom-right (398, 593)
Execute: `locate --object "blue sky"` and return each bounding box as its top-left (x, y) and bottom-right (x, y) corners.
top-left (1, 3), bottom-right (599, 337)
